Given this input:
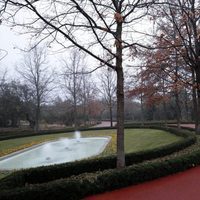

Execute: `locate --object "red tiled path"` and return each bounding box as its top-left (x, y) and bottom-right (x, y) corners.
top-left (84, 166), bottom-right (200, 200)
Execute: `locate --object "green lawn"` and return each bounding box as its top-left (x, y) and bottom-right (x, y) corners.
top-left (0, 129), bottom-right (183, 179)
top-left (124, 129), bottom-right (182, 153)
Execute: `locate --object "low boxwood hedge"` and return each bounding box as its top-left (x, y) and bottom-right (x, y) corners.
top-left (0, 127), bottom-right (115, 141)
top-left (0, 127), bottom-right (196, 191)
top-left (0, 148), bottom-right (200, 200)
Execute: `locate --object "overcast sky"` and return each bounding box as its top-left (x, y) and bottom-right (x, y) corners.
top-left (0, 24), bottom-right (71, 80)
top-left (0, 29), bottom-right (103, 79)
top-left (0, 15), bottom-right (147, 83)
top-left (0, 25), bottom-right (28, 76)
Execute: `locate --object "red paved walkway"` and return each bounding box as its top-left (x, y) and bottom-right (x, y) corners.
top-left (84, 166), bottom-right (200, 200)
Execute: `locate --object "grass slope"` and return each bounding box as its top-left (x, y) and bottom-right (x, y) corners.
top-left (125, 129), bottom-right (182, 153)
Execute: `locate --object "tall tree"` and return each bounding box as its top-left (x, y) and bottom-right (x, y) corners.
top-left (152, 0), bottom-right (200, 132)
top-left (17, 46), bottom-right (54, 132)
top-left (61, 49), bottom-right (85, 129)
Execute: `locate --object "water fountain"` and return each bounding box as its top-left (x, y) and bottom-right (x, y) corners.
top-left (75, 130), bottom-right (81, 142)
top-left (0, 132), bottom-right (110, 170)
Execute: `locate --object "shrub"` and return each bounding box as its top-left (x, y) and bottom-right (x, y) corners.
top-left (0, 127), bottom-right (114, 141)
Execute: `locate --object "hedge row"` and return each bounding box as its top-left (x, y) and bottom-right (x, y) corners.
top-left (124, 121), bottom-right (195, 126)
top-left (1, 148), bottom-right (200, 200)
top-left (0, 127), bottom-right (196, 190)
top-left (0, 122), bottom-right (195, 141)
top-left (0, 128), bottom-right (76, 141)
top-left (0, 126), bottom-right (117, 141)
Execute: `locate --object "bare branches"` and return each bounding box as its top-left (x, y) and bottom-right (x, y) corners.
top-left (0, 48), bottom-right (8, 61)
top-left (0, 0), bottom-right (160, 71)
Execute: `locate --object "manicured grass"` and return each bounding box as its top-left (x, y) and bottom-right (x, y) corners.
top-left (124, 129), bottom-right (182, 153)
top-left (0, 129), bottom-right (182, 179)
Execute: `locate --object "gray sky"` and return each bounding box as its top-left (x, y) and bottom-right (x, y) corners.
top-left (0, 25), bottom-right (69, 79)
top-left (0, 25), bottom-right (28, 76)
top-left (0, 13), bottom-right (147, 82)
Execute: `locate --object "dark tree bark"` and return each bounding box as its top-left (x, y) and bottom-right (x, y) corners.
top-left (116, 67), bottom-right (125, 168)
top-left (195, 67), bottom-right (200, 134)
top-left (174, 64), bottom-right (181, 129)
top-left (192, 69), bottom-right (198, 131)
top-left (116, 19), bottom-right (125, 168)
top-left (109, 101), bottom-right (113, 128)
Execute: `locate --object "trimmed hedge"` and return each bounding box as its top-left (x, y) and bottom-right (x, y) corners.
top-left (0, 148), bottom-right (200, 200)
top-left (0, 127), bottom-right (196, 190)
top-left (0, 127), bottom-right (116, 141)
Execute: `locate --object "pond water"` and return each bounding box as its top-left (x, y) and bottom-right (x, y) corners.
top-left (0, 137), bottom-right (110, 170)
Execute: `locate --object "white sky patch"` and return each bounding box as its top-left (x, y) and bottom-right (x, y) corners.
top-left (0, 25), bottom-right (27, 76)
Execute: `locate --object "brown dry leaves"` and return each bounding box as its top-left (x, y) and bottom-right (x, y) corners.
top-left (114, 12), bottom-right (123, 23)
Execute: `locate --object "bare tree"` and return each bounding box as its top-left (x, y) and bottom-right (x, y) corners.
top-left (17, 46), bottom-right (54, 132)
top-left (61, 49), bottom-right (84, 129)
top-left (1, 0), bottom-right (157, 168)
top-left (99, 67), bottom-right (116, 127)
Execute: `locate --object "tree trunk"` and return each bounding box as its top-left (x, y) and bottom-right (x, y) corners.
top-left (116, 19), bottom-right (125, 169)
top-left (83, 102), bottom-right (87, 127)
top-left (140, 94), bottom-right (144, 126)
top-left (184, 89), bottom-right (189, 121)
top-left (195, 67), bottom-right (200, 134)
top-left (116, 67), bottom-right (125, 168)
top-left (109, 98), bottom-right (113, 127)
top-left (175, 90), bottom-right (181, 129)
top-left (73, 69), bottom-right (78, 129)
top-left (26, 113), bottom-right (35, 129)
top-left (174, 63), bottom-right (181, 129)
top-left (73, 84), bottom-right (78, 129)
top-left (163, 100), bottom-right (167, 126)
top-left (74, 102), bottom-right (78, 129)
top-left (35, 104), bottom-right (40, 133)
top-left (192, 68), bottom-right (198, 132)
top-left (196, 89), bottom-right (200, 134)
top-left (162, 79), bottom-right (167, 126)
